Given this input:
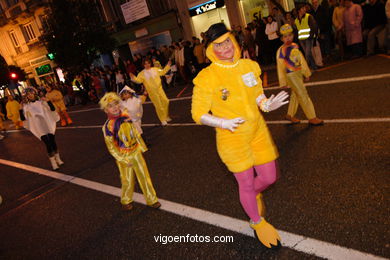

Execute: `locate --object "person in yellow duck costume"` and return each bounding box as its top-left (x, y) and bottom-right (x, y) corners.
top-left (0, 110), bottom-right (6, 132)
top-left (191, 23), bottom-right (289, 248)
top-left (276, 24), bottom-right (324, 125)
top-left (130, 59), bottom-right (172, 126)
top-left (45, 85), bottom-right (73, 126)
top-left (100, 92), bottom-right (161, 211)
top-left (6, 95), bottom-right (23, 129)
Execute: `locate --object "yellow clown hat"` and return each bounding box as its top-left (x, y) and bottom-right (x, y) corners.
top-left (280, 24), bottom-right (293, 35)
top-left (99, 92), bottom-right (121, 110)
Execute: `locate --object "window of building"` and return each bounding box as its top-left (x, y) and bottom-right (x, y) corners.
top-left (9, 30), bottom-right (19, 47)
top-left (39, 15), bottom-right (50, 31)
top-left (22, 23), bottom-right (37, 42)
top-left (4, 0), bottom-right (19, 8)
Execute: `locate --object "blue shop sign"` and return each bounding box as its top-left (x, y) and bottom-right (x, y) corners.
top-left (189, 0), bottom-right (225, 17)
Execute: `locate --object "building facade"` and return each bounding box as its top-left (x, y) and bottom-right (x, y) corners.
top-left (0, 0), bottom-right (57, 87)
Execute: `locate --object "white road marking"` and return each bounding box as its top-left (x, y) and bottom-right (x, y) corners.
top-left (4, 117), bottom-right (390, 133)
top-left (67, 73), bottom-right (390, 114)
top-left (0, 158), bottom-right (386, 260)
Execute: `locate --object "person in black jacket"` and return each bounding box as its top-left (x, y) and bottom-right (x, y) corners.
top-left (311, 0), bottom-right (333, 57)
top-left (363, 0), bottom-right (387, 55)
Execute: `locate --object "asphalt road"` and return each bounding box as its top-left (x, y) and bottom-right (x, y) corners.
top-left (0, 55), bottom-right (389, 260)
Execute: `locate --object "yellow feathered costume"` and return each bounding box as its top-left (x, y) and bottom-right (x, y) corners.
top-left (191, 33), bottom-right (278, 173)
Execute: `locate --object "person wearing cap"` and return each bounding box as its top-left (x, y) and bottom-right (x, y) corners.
top-left (20, 87), bottom-right (64, 170)
top-left (277, 24), bottom-right (324, 125)
top-left (191, 23), bottom-right (289, 248)
top-left (130, 59), bottom-right (172, 126)
top-left (100, 92), bottom-right (161, 211)
top-left (119, 85), bottom-right (144, 135)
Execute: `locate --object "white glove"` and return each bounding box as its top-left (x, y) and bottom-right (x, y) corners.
top-left (256, 91), bottom-right (289, 112)
top-left (200, 114), bottom-right (245, 132)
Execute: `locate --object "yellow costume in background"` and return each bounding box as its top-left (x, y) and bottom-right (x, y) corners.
top-left (102, 97), bottom-right (158, 206)
top-left (0, 111), bottom-right (5, 131)
top-left (6, 98), bottom-right (22, 129)
top-left (192, 33), bottom-right (278, 173)
top-left (45, 89), bottom-right (72, 126)
top-left (276, 34), bottom-right (317, 120)
top-left (131, 65), bottom-right (171, 123)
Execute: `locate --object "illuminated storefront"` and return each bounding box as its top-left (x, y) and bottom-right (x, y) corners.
top-left (239, 0), bottom-right (270, 23)
top-left (189, 0), bottom-right (231, 38)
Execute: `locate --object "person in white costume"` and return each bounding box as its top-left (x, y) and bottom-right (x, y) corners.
top-left (20, 87), bottom-right (64, 170)
top-left (119, 86), bottom-right (143, 134)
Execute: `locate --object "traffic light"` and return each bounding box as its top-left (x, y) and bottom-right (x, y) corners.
top-left (10, 72), bottom-right (17, 79)
top-left (46, 53), bottom-right (55, 60)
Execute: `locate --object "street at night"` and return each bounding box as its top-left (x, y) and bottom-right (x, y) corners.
top-left (0, 55), bottom-right (389, 259)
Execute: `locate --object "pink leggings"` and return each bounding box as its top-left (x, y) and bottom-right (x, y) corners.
top-left (233, 161), bottom-right (278, 223)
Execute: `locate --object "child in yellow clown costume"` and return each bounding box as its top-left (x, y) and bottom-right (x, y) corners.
top-left (130, 59), bottom-right (172, 126)
top-left (191, 23), bottom-right (289, 248)
top-left (6, 95), bottom-right (23, 129)
top-left (100, 92), bottom-right (161, 211)
top-left (276, 24), bottom-right (323, 125)
top-left (45, 84), bottom-right (73, 126)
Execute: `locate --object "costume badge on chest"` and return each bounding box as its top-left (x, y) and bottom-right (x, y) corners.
top-left (242, 72), bottom-right (257, 87)
top-left (220, 88), bottom-right (230, 101)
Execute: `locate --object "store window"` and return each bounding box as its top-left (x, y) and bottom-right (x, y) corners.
top-left (239, 0), bottom-right (270, 24)
top-left (190, 1), bottom-right (230, 39)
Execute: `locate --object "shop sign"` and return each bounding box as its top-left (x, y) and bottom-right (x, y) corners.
top-left (35, 64), bottom-right (52, 76)
top-left (121, 0), bottom-right (150, 24)
top-left (189, 0), bottom-right (224, 17)
top-left (128, 31), bottom-right (172, 56)
top-left (135, 28), bottom-right (148, 38)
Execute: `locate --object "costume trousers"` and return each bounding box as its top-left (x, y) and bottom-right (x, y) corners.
top-left (115, 151), bottom-right (158, 206)
top-left (41, 134), bottom-right (57, 156)
top-left (286, 71), bottom-right (316, 120)
top-left (148, 87), bottom-right (169, 123)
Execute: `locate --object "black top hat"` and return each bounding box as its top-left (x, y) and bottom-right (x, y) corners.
top-left (205, 23), bottom-right (229, 46)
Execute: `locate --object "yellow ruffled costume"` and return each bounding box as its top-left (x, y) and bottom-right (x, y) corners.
top-left (6, 99), bottom-right (23, 129)
top-left (103, 112), bottom-right (158, 206)
top-left (131, 65), bottom-right (171, 123)
top-left (191, 34), bottom-right (278, 173)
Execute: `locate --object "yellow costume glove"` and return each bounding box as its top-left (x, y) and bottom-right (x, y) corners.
top-left (250, 218), bottom-right (281, 248)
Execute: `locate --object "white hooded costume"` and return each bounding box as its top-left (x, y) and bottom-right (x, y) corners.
top-left (23, 100), bottom-right (60, 139)
top-left (120, 86), bottom-right (143, 134)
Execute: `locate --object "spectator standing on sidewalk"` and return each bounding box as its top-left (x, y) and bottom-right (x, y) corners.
top-left (311, 0), bottom-right (333, 58)
top-left (333, 0), bottom-right (346, 60)
top-left (295, 4), bottom-right (319, 70)
top-left (343, 0), bottom-right (364, 58)
top-left (362, 0), bottom-right (387, 55)
top-left (386, 0), bottom-right (390, 54)
top-left (265, 16), bottom-right (280, 63)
